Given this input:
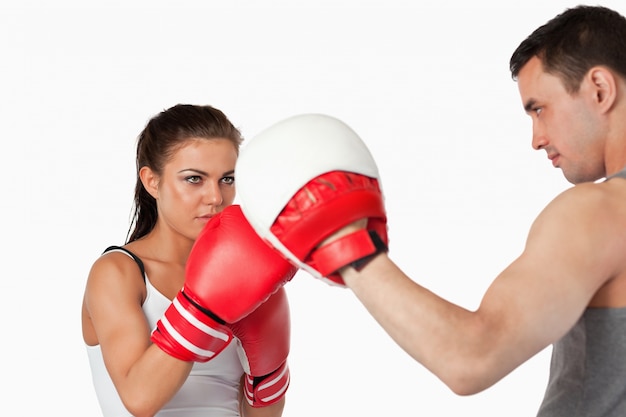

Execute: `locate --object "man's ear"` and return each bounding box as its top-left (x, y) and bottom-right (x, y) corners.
top-left (139, 166), bottom-right (159, 199)
top-left (587, 66), bottom-right (617, 114)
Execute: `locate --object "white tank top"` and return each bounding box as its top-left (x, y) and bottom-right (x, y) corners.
top-left (86, 248), bottom-right (243, 417)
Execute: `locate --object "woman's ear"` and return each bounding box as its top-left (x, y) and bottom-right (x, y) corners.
top-left (588, 66), bottom-right (617, 114)
top-left (139, 166), bottom-right (159, 199)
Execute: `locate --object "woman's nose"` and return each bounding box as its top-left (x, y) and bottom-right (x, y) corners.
top-left (204, 182), bottom-right (224, 206)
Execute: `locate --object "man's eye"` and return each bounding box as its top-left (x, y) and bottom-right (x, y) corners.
top-left (534, 107), bottom-right (543, 116)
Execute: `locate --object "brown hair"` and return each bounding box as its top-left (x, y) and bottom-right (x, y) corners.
top-left (126, 104), bottom-right (243, 242)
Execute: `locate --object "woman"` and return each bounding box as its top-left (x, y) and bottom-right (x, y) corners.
top-left (81, 104), bottom-right (290, 417)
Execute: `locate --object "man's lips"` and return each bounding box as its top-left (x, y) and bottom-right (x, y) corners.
top-left (548, 153), bottom-right (560, 167)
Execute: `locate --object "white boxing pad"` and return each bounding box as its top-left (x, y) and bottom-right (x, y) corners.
top-left (236, 114), bottom-right (380, 275)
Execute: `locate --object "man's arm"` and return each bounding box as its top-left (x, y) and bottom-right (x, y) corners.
top-left (340, 182), bottom-right (622, 394)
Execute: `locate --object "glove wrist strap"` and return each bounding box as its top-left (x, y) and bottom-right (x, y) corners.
top-left (348, 230), bottom-right (388, 271)
top-left (311, 229), bottom-right (388, 278)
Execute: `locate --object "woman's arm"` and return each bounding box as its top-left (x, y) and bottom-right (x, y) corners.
top-left (83, 252), bottom-right (193, 417)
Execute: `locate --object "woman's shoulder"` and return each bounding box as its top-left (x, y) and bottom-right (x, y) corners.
top-left (86, 245), bottom-right (147, 300)
top-left (101, 245), bottom-right (146, 279)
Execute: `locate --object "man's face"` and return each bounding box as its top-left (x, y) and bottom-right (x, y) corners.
top-left (516, 56), bottom-right (606, 184)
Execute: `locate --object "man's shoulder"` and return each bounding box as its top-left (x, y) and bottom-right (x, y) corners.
top-left (534, 180), bottom-right (626, 235)
top-left (552, 179), bottom-right (625, 209)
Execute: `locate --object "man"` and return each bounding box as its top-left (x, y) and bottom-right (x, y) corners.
top-left (235, 5), bottom-right (626, 416)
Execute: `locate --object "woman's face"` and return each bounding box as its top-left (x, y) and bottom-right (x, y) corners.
top-left (155, 137), bottom-right (238, 241)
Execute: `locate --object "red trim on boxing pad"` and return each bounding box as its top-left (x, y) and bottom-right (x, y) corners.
top-left (271, 188), bottom-right (386, 260)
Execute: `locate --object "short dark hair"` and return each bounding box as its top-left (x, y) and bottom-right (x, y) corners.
top-left (510, 5), bottom-right (626, 93)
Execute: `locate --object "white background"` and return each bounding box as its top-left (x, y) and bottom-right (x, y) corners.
top-left (3, 1), bottom-right (623, 415)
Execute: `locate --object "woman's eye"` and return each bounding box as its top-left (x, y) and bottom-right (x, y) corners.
top-left (221, 176), bottom-right (235, 185)
top-left (534, 107), bottom-right (543, 116)
top-left (186, 176), bottom-right (202, 184)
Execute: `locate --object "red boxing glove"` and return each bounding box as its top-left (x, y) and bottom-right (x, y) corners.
top-left (151, 205), bottom-right (297, 362)
top-left (236, 114), bottom-right (388, 286)
top-left (230, 287), bottom-right (290, 407)
top-left (271, 170), bottom-right (388, 285)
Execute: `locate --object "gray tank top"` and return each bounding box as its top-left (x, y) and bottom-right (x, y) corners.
top-left (537, 167), bottom-right (626, 417)
top-left (537, 308), bottom-right (626, 416)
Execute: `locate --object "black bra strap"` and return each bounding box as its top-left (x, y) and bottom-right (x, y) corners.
top-left (103, 245), bottom-right (146, 281)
